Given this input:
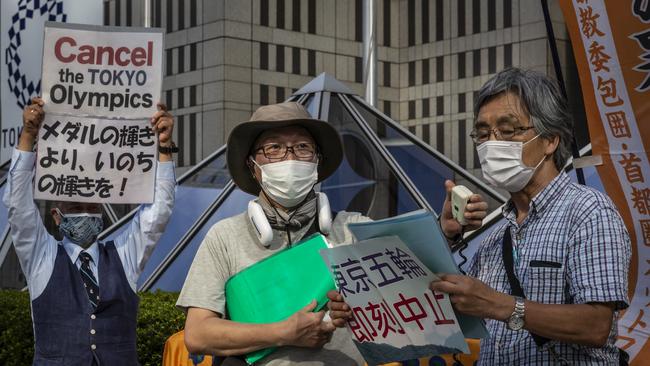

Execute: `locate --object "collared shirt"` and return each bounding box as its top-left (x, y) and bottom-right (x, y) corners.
top-left (3, 149), bottom-right (176, 299)
top-left (468, 172), bottom-right (631, 365)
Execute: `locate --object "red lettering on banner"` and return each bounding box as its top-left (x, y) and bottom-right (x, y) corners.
top-left (579, 6), bottom-right (606, 38)
top-left (367, 300), bottom-right (406, 338)
top-left (424, 291), bottom-right (456, 325)
top-left (619, 153), bottom-right (645, 184)
top-left (588, 41), bottom-right (612, 72)
top-left (640, 220), bottom-right (650, 247)
top-left (54, 36), bottom-right (153, 67)
top-left (393, 293), bottom-right (428, 331)
top-left (350, 306), bottom-right (377, 342)
top-left (606, 111), bottom-right (631, 138)
top-left (597, 76), bottom-right (624, 107)
top-left (631, 187), bottom-right (650, 215)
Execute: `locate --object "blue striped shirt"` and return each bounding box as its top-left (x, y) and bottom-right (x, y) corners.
top-left (468, 172), bottom-right (631, 365)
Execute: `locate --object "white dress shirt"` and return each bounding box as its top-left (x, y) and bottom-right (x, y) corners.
top-left (2, 148), bottom-right (176, 299)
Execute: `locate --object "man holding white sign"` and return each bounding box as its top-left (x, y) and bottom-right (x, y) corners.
top-left (3, 22), bottom-right (173, 366)
top-left (3, 96), bottom-right (176, 366)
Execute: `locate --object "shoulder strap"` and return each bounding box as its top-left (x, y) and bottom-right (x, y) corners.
top-left (501, 227), bottom-right (550, 347)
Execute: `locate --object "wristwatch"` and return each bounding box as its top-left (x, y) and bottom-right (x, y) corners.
top-left (158, 141), bottom-right (179, 154)
top-left (507, 296), bottom-right (526, 331)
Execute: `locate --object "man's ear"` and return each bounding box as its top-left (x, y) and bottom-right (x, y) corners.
top-left (544, 135), bottom-right (560, 157)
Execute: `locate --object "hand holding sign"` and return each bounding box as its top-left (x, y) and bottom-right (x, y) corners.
top-left (21, 97), bottom-right (45, 142)
top-left (151, 103), bottom-right (173, 146)
top-left (430, 274), bottom-right (514, 322)
top-left (280, 300), bottom-right (336, 349)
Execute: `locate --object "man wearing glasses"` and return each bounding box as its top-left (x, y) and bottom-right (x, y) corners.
top-left (176, 101), bottom-right (488, 365)
top-left (352, 68), bottom-right (628, 365)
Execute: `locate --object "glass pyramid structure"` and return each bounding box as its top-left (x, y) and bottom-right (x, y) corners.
top-left (0, 73), bottom-right (603, 291)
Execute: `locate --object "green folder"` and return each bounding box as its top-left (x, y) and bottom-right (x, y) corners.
top-left (225, 234), bottom-right (336, 364)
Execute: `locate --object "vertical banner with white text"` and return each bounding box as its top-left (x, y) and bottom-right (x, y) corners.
top-left (0, 0), bottom-right (102, 163)
top-left (560, 1), bottom-right (650, 363)
top-left (35, 22), bottom-right (164, 204)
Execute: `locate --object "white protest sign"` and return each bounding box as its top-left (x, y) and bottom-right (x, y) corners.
top-left (0, 1), bottom-right (102, 164)
top-left (41, 22), bottom-right (163, 119)
top-left (34, 115), bottom-right (156, 203)
top-left (321, 236), bottom-right (468, 365)
top-left (36, 23), bottom-right (164, 203)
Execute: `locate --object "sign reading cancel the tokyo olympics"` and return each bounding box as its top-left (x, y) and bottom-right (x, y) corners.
top-left (0, 0), bottom-right (101, 163)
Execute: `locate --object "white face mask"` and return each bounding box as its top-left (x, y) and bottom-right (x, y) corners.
top-left (476, 134), bottom-right (545, 192)
top-left (251, 159), bottom-right (319, 208)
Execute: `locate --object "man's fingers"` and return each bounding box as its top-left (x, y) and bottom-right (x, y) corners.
top-left (329, 310), bottom-right (352, 321)
top-left (314, 310), bottom-right (326, 321)
top-left (331, 318), bottom-right (348, 328)
top-left (320, 320), bottom-right (336, 333)
top-left (327, 300), bottom-right (349, 312)
top-left (444, 180), bottom-right (455, 201)
top-left (157, 102), bottom-right (168, 111)
top-left (31, 96), bottom-right (44, 106)
top-left (430, 280), bottom-right (457, 294)
top-left (468, 194), bottom-right (484, 203)
top-left (301, 300), bottom-right (318, 312)
top-left (326, 290), bottom-right (342, 302)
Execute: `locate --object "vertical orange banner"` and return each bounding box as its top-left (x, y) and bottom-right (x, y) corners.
top-left (560, 0), bottom-right (650, 363)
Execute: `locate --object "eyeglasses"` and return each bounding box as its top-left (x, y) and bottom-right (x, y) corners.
top-left (469, 124), bottom-right (536, 144)
top-left (254, 142), bottom-right (317, 161)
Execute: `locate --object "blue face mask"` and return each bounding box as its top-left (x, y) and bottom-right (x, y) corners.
top-left (56, 209), bottom-right (104, 246)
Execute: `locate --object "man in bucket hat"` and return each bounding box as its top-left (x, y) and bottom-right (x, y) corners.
top-left (176, 102), bottom-right (488, 365)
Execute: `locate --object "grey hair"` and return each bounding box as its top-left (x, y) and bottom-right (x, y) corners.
top-left (474, 68), bottom-right (573, 171)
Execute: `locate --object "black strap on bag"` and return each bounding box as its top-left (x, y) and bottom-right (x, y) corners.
top-left (502, 228), bottom-right (551, 347)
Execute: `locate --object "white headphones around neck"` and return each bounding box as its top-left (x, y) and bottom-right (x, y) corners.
top-left (248, 192), bottom-right (332, 247)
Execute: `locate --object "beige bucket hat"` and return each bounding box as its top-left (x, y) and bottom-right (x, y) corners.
top-left (227, 102), bottom-right (343, 195)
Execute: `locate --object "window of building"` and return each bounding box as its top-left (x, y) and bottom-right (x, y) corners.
top-left (154, 0), bottom-right (161, 27)
top-left (190, 43), bottom-right (197, 71)
top-left (383, 61), bottom-right (391, 87)
top-left (457, 0), bottom-right (465, 37)
top-left (504, 44), bottom-right (513, 68)
top-left (458, 93), bottom-right (466, 113)
top-left (276, 87), bottom-right (285, 103)
top-left (260, 84), bottom-right (269, 105)
top-left (190, 85), bottom-right (197, 106)
top-left (178, 87), bottom-right (185, 108)
top-left (308, 50), bottom-right (316, 76)
top-left (178, 46), bottom-right (185, 74)
top-left (355, 57), bottom-right (363, 83)
top-left (383, 0), bottom-right (391, 46)
top-left (355, 0), bottom-right (363, 41)
top-left (422, 98), bottom-right (430, 117)
top-left (504, 0), bottom-right (512, 28)
top-left (292, 0), bottom-right (301, 31)
top-left (408, 61), bottom-right (416, 86)
top-left (458, 52), bottom-right (466, 79)
top-left (189, 113), bottom-right (197, 165)
top-left (292, 47), bottom-right (300, 74)
top-left (422, 59), bottom-right (430, 84)
top-left (115, 0), bottom-right (121, 26)
top-left (166, 0), bottom-right (172, 32)
top-left (408, 0), bottom-right (415, 46)
top-left (437, 123), bottom-right (445, 152)
top-left (166, 48), bottom-right (173, 75)
top-left (436, 56), bottom-right (444, 82)
top-left (408, 100), bottom-right (416, 119)
top-left (261, 0), bottom-right (269, 26)
top-left (458, 120), bottom-right (466, 167)
top-left (423, 123), bottom-right (430, 144)
top-left (126, 0), bottom-right (132, 26)
top-left (260, 43), bottom-right (269, 70)
top-left (473, 49), bottom-right (481, 76)
top-left (422, 0), bottom-right (430, 43)
top-left (409, 126), bottom-right (416, 134)
top-left (308, 0), bottom-right (316, 34)
top-left (435, 0), bottom-right (443, 41)
top-left (488, 46), bottom-right (496, 74)
top-left (178, 0), bottom-right (185, 30)
top-left (472, 0), bottom-right (480, 34)
top-left (436, 96), bottom-right (444, 116)
top-left (277, 0), bottom-right (285, 29)
top-left (166, 89), bottom-right (172, 109)
top-left (487, 0), bottom-right (495, 31)
top-left (190, 0), bottom-right (197, 27)
top-left (276, 45), bottom-right (285, 72)
top-left (383, 100), bottom-right (391, 118)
